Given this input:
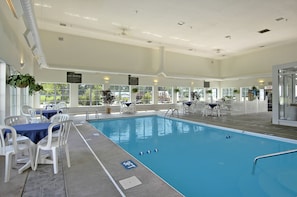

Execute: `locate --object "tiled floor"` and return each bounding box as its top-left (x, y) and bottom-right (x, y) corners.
top-left (1, 111), bottom-right (297, 197)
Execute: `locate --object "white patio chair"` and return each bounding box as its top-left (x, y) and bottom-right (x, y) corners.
top-left (21, 105), bottom-right (32, 118)
top-left (4, 115), bottom-right (29, 141)
top-left (202, 104), bottom-right (212, 116)
top-left (0, 125), bottom-right (17, 182)
top-left (54, 102), bottom-right (67, 110)
top-left (212, 105), bottom-right (221, 117)
top-left (34, 120), bottom-right (72, 174)
top-left (4, 116), bottom-right (35, 172)
top-left (50, 113), bottom-right (70, 123)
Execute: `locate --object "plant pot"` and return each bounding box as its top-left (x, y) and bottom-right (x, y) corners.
top-left (106, 107), bottom-right (111, 114)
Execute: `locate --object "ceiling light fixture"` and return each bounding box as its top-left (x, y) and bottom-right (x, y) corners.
top-left (177, 21), bottom-right (185, 25)
top-left (6, 0), bottom-right (23, 18)
top-left (142, 31), bottom-right (162, 38)
top-left (34, 3), bottom-right (52, 8)
top-left (258, 29), bottom-right (270, 34)
top-left (275, 17), bottom-right (287, 22)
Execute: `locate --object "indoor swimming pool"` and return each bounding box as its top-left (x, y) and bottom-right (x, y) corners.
top-left (90, 115), bottom-right (297, 197)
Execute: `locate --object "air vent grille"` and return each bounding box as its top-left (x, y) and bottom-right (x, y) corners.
top-left (258, 29), bottom-right (270, 34)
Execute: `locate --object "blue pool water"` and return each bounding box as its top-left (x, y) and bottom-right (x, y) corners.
top-left (90, 116), bottom-right (297, 197)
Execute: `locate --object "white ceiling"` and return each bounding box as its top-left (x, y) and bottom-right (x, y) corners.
top-left (33, 0), bottom-right (297, 59)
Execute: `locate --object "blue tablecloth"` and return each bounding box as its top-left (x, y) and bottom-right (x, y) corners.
top-left (184, 101), bottom-right (192, 106)
top-left (36, 109), bottom-right (58, 119)
top-left (124, 102), bottom-right (132, 107)
top-left (209, 103), bottom-right (218, 109)
top-left (10, 123), bottom-right (59, 144)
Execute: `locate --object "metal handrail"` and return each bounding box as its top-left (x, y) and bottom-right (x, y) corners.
top-left (252, 148), bottom-right (297, 174)
top-left (164, 108), bottom-right (179, 117)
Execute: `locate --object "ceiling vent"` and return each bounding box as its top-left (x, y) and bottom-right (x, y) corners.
top-left (60, 23), bottom-right (67, 27)
top-left (258, 29), bottom-right (270, 34)
top-left (24, 30), bottom-right (35, 48)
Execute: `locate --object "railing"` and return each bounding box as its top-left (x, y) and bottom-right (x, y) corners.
top-left (165, 108), bottom-right (179, 117)
top-left (252, 148), bottom-right (297, 174)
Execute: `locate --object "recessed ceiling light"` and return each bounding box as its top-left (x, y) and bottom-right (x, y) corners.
top-left (258, 29), bottom-right (270, 34)
top-left (275, 17), bottom-right (284, 21)
top-left (177, 21), bottom-right (185, 25)
top-left (275, 17), bottom-right (288, 22)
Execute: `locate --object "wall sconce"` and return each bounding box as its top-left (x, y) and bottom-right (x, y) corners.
top-left (153, 79), bottom-right (158, 85)
top-left (259, 80), bottom-right (264, 85)
top-left (6, 0), bottom-right (24, 19)
top-left (104, 76), bottom-right (110, 83)
top-left (20, 59), bottom-right (25, 69)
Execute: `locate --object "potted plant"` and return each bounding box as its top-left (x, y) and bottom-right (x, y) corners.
top-left (132, 87), bottom-right (138, 93)
top-left (101, 90), bottom-right (115, 114)
top-left (233, 89), bottom-right (240, 94)
top-left (7, 73), bottom-right (44, 95)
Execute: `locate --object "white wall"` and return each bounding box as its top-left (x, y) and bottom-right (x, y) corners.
top-left (0, 1), bottom-right (35, 74)
top-left (3, 0), bottom-right (297, 111)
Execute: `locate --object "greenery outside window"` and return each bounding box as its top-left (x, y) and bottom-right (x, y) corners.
top-left (158, 86), bottom-right (173, 104)
top-left (78, 84), bottom-right (103, 106)
top-left (136, 86), bottom-right (153, 104)
top-left (222, 88), bottom-right (236, 99)
top-left (241, 87), bottom-right (249, 101)
top-left (192, 88), bottom-right (204, 101)
top-left (176, 87), bottom-right (190, 102)
top-left (109, 85), bottom-right (130, 104)
top-left (39, 83), bottom-right (70, 107)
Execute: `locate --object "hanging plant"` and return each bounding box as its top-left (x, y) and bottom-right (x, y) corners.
top-left (7, 73), bottom-right (44, 95)
top-left (233, 89), bottom-right (240, 94)
top-left (132, 87), bottom-right (138, 93)
top-left (174, 88), bottom-right (180, 93)
top-left (206, 89), bottom-right (212, 94)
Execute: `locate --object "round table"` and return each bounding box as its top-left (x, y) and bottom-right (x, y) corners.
top-left (12, 123), bottom-right (59, 144)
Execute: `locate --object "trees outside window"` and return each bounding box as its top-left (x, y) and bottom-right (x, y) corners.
top-left (78, 84), bottom-right (103, 106)
top-left (135, 86), bottom-right (153, 104)
top-left (158, 86), bottom-right (173, 104)
top-left (109, 85), bottom-right (130, 104)
top-left (40, 83), bottom-right (70, 107)
top-left (176, 87), bottom-right (190, 102)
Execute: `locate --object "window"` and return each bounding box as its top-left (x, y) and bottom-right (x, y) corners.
top-left (241, 87), bottom-right (249, 101)
top-left (176, 87), bottom-right (190, 102)
top-left (192, 88), bottom-right (204, 101)
top-left (109, 85), bottom-right (130, 104)
top-left (158, 86), bottom-right (173, 104)
top-left (136, 86), bottom-right (153, 104)
top-left (222, 88), bottom-right (235, 99)
top-left (40, 83), bottom-right (70, 107)
top-left (78, 84), bottom-right (103, 106)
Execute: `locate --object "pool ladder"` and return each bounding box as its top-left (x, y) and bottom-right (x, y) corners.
top-left (252, 148), bottom-right (297, 174)
top-left (165, 108), bottom-right (179, 117)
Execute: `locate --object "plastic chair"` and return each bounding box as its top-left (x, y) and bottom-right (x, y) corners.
top-left (4, 116), bottom-right (35, 172)
top-left (54, 102), bottom-right (67, 110)
top-left (50, 114), bottom-right (70, 123)
top-left (4, 115), bottom-right (30, 143)
top-left (50, 114), bottom-right (70, 138)
top-left (0, 125), bottom-right (17, 182)
top-left (4, 115), bottom-right (28, 126)
top-left (21, 105), bottom-right (32, 117)
top-left (34, 120), bottom-right (72, 174)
